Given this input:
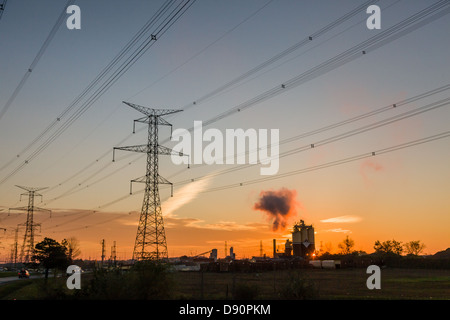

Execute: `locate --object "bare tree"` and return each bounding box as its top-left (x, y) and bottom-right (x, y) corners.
top-left (62, 237), bottom-right (81, 261)
top-left (404, 240), bottom-right (426, 256)
top-left (338, 236), bottom-right (355, 255)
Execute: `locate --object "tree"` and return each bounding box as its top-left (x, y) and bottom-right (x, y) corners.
top-left (338, 236), bottom-right (355, 255)
top-left (373, 239), bottom-right (403, 255)
top-left (324, 242), bottom-right (333, 254)
top-left (62, 237), bottom-right (81, 262)
top-left (404, 240), bottom-right (426, 256)
top-left (32, 237), bottom-right (70, 279)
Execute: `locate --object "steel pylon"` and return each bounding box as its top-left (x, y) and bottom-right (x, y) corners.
top-left (9, 186), bottom-right (51, 263)
top-left (114, 101), bottom-right (188, 261)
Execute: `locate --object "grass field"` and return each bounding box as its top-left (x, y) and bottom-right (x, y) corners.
top-left (0, 267), bottom-right (448, 300)
top-left (171, 268), bottom-right (450, 300)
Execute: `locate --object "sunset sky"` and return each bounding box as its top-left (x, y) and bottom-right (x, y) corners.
top-left (0, 0), bottom-right (449, 261)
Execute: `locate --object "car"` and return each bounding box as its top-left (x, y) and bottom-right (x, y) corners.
top-left (18, 269), bottom-right (30, 278)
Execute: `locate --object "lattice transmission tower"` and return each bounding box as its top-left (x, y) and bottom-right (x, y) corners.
top-left (9, 186), bottom-right (51, 263)
top-left (114, 101), bottom-right (188, 261)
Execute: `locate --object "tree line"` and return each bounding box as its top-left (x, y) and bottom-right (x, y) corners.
top-left (323, 236), bottom-right (427, 256)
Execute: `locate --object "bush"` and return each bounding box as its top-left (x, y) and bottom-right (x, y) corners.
top-left (279, 272), bottom-right (317, 300)
top-left (81, 261), bottom-right (175, 300)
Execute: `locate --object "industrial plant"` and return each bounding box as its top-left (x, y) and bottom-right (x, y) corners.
top-left (170, 220), bottom-right (333, 273)
top-left (274, 220), bottom-right (315, 259)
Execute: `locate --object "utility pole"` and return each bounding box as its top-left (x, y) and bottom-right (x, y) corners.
top-left (113, 101), bottom-right (188, 261)
top-left (0, 227), bottom-right (5, 262)
top-left (260, 240), bottom-right (263, 257)
top-left (12, 226), bottom-right (18, 267)
top-left (101, 239), bottom-right (105, 267)
top-left (111, 241), bottom-right (117, 267)
top-left (9, 186), bottom-right (51, 263)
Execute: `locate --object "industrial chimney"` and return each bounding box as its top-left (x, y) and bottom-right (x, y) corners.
top-left (273, 239), bottom-right (277, 258)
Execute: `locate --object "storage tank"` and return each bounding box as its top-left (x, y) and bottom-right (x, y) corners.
top-left (292, 230), bottom-right (302, 243)
top-left (291, 220), bottom-right (315, 258)
top-left (307, 227), bottom-right (315, 244)
top-left (301, 227), bottom-right (308, 242)
top-left (284, 239), bottom-right (292, 256)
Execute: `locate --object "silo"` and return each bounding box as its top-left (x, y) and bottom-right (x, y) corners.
top-left (284, 239), bottom-right (292, 256)
top-left (301, 225), bottom-right (315, 257)
top-left (292, 230), bottom-right (302, 243)
top-left (291, 220), bottom-right (315, 258)
top-left (307, 227), bottom-right (315, 244)
top-left (301, 227), bottom-right (308, 242)
top-left (292, 226), bottom-right (302, 257)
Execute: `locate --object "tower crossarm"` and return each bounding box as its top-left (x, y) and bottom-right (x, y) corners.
top-left (129, 174), bottom-right (174, 196)
top-left (113, 145), bottom-right (189, 163)
top-left (113, 144), bottom-right (149, 161)
top-left (158, 145), bottom-right (186, 156)
top-left (123, 101), bottom-right (182, 117)
top-left (15, 185), bottom-right (47, 193)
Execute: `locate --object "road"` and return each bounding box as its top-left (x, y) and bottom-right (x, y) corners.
top-left (0, 274), bottom-right (44, 285)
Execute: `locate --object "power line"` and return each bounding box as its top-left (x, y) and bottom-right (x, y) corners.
top-left (34, 88), bottom-right (450, 230)
top-left (42, 156), bottom-right (138, 206)
top-left (172, 95), bottom-right (450, 186)
top-left (27, 0), bottom-right (406, 196)
top-left (0, 0), bottom-right (171, 172)
top-left (75, 84), bottom-right (450, 209)
top-left (40, 83), bottom-right (450, 208)
top-left (46, 213), bottom-right (130, 234)
top-left (0, 0), bottom-right (75, 121)
top-left (27, 0), bottom-right (275, 193)
top-left (181, 0), bottom-right (381, 110)
top-left (201, 130), bottom-right (450, 193)
top-left (78, 86), bottom-right (450, 215)
top-left (41, 129), bottom-right (450, 234)
top-left (0, 0), bottom-right (197, 184)
top-left (182, 0), bottom-right (450, 135)
top-left (203, 0), bottom-right (402, 106)
top-left (178, 85), bottom-right (450, 174)
top-left (5, 2), bottom-right (449, 231)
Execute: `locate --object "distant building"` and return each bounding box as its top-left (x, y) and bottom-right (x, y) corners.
top-left (229, 247), bottom-right (235, 260)
top-left (209, 249), bottom-right (218, 261)
top-left (292, 220), bottom-right (315, 258)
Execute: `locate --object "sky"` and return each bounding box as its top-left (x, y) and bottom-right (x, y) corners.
top-left (0, 0), bottom-right (449, 261)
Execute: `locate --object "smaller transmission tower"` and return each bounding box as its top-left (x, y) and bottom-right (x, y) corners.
top-left (10, 226), bottom-right (19, 267)
top-left (110, 241), bottom-right (117, 267)
top-left (101, 239), bottom-right (105, 267)
top-left (10, 186), bottom-right (51, 263)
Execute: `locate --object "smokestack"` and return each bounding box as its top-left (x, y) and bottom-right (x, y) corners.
top-left (273, 239), bottom-right (277, 258)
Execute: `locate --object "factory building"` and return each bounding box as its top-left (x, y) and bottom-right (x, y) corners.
top-left (292, 220), bottom-right (315, 258)
top-left (209, 249), bottom-right (218, 261)
top-left (273, 220), bottom-right (315, 259)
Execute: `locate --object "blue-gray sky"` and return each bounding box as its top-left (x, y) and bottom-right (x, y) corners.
top-left (0, 0), bottom-right (449, 258)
